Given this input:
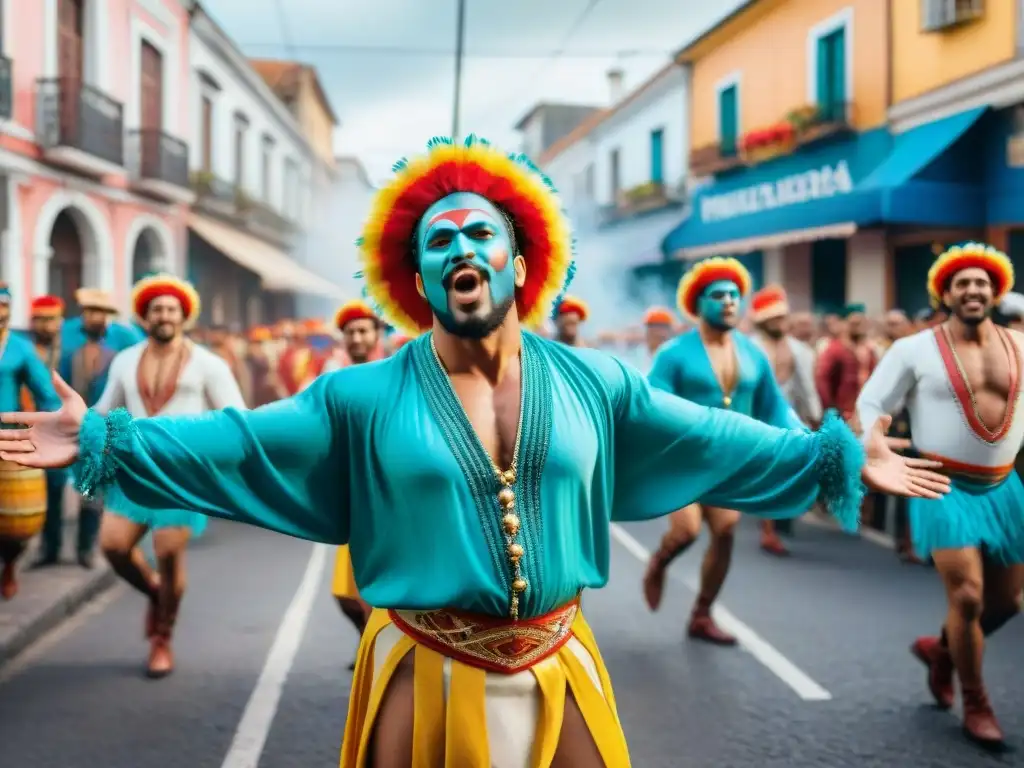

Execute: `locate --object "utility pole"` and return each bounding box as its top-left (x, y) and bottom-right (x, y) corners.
top-left (452, 0), bottom-right (466, 140)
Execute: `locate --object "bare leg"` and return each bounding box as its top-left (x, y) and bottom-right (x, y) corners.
top-left (148, 527), bottom-right (191, 679)
top-left (930, 548), bottom-right (1004, 746)
top-left (642, 504), bottom-right (700, 611)
top-left (688, 507), bottom-right (740, 646)
top-left (99, 514), bottom-right (156, 597)
top-left (550, 692), bottom-right (606, 767)
top-left (759, 519), bottom-right (789, 557)
top-left (0, 539), bottom-right (27, 599)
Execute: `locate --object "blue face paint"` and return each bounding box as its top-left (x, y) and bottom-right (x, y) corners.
top-left (697, 279), bottom-right (741, 328)
top-left (415, 192), bottom-right (516, 325)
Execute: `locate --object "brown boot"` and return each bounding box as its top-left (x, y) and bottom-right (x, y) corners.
top-left (688, 605), bottom-right (737, 646)
top-left (961, 687), bottom-right (1005, 748)
top-left (910, 636), bottom-right (954, 709)
top-left (642, 537), bottom-right (694, 612)
top-left (759, 521), bottom-right (789, 557)
top-left (1, 561), bottom-right (17, 600)
top-left (146, 634), bottom-right (175, 679)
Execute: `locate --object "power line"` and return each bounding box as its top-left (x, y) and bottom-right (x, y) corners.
top-left (271, 0), bottom-right (298, 59)
top-left (237, 42), bottom-right (672, 59)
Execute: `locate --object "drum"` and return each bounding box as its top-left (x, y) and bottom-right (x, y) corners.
top-left (0, 460), bottom-right (47, 542)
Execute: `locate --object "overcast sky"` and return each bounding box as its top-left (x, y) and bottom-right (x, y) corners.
top-left (203, 0), bottom-right (744, 180)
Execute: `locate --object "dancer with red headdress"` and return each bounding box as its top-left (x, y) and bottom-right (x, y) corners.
top-left (642, 259), bottom-right (827, 640)
top-left (553, 295), bottom-right (589, 347)
top-left (0, 137), bottom-right (949, 766)
top-left (93, 274), bottom-right (246, 679)
top-left (858, 243), bottom-right (1024, 748)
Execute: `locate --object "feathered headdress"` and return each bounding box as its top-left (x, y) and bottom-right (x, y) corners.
top-left (928, 242), bottom-right (1014, 308)
top-left (676, 257), bottom-right (753, 321)
top-left (643, 306), bottom-right (675, 326)
top-left (749, 285), bottom-right (789, 323)
top-left (356, 135), bottom-right (576, 335)
top-left (132, 274), bottom-right (201, 327)
top-left (334, 299), bottom-right (378, 331)
top-left (554, 295), bottom-right (589, 322)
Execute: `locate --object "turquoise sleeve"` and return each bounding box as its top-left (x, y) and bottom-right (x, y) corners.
top-left (610, 362), bottom-right (864, 530)
top-left (73, 375), bottom-right (350, 544)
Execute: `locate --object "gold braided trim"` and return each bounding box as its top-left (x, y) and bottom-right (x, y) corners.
top-left (389, 598), bottom-right (579, 675)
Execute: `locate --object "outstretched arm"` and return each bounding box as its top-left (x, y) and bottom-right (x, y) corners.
top-left (856, 338), bottom-right (916, 441)
top-left (609, 361), bottom-right (945, 530)
top-left (751, 349), bottom-right (805, 431)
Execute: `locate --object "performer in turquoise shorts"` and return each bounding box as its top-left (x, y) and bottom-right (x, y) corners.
top-left (0, 136), bottom-right (948, 767)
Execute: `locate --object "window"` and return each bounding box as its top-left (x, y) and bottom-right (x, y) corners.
top-left (584, 164), bottom-right (594, 197)
top-left (200, 96), bottom-right (213, 171)
top-left (650, 128), bottom-right (664, 184)
top-left (717, 84), bottom-right (738, 156)
top-left (261, 134), bottom-right (274, 202)
top-left (921, 0), bottom-right (984, 32)
top-left (233, 112), bottom-right (248, 187)
top-left (816, 27), bottom-right (847, 123)
top-left (283, 158), bottom-right (298, 219)
top-left (609, 149), bottom-right (620, 200)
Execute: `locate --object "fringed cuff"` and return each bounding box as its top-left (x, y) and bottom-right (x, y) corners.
top-left (813, 410), bottom-right (866, 534)
top-left (73, 408), bottom-right (137, 498)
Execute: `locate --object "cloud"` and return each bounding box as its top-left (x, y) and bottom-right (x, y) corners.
top-left (204, 0), bottom-right (745, 179)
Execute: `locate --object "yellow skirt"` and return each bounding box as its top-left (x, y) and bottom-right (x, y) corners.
top-left (339, 605), bottom-right (632, 767)
top-left (0, 461), bottom-right (47, 542)
top-left (332, 545), bottom-right (360, 599)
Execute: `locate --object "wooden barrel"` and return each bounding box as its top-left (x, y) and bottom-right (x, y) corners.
top-left (0, 460), bottom-right (47, 543)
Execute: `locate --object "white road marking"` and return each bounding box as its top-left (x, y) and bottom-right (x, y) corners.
top-left (220, 543), bottom-right (329, 768)
top-left (609, 523), bottom-right (833, 702)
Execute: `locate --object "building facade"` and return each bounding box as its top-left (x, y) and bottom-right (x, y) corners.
top-left (1, 0), bottom-right (194, 325)
top-left (250, 58), bottom-right (344, 320)
top-left (185, 4), bottom-right (342, 329)
top-left (663, 0), bottom-right (893, 316)
top-left (535, 66), bottom-right (689, 329)
top-left (885, 0), bottom-right (1024, 313)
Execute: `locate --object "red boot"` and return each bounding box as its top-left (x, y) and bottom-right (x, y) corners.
top-left (910, 636), bottom-right (954, 709)
top-left (961, 687), bottom-right (1005, 748)
top-left (146, 633), bottom-right (175, 679)
top-left (759, 521), bottom-right (789, 557)
top-left (642, 537), bottom-right (694, 612)
top-left (0, 560), bottom-right (17, 600)
top-left (688, 605), bottom-right (737, 646)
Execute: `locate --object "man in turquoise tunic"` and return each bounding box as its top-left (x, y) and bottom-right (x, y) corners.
top-left (641, 257), bottom-right (808, 645)
top-left (0, 138), bottom-right (950, 766)
top-left (0, 283), bottom-right (61, 598)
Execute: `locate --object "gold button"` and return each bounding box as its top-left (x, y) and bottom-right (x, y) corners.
top-left (498, 487), bottom-right (515, 508)
top-left (512, 577), bottom-right (528, 593)
top-left (723, 396), bottom-right (732, 408)
top-left (502, 513), bottom-right (520, 535)
top-left (507, 543), bottom-right (524, 562)
top-left (501, 469), bottom-right (516, 485)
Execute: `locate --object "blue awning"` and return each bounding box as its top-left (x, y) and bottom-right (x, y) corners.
top-left (662, 108), bottom-right (987, 258)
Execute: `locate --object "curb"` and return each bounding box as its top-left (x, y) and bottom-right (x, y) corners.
top-left (0, 566), bottom-right (117, 668)
top-left (800, 511), bottom-right (896, 549)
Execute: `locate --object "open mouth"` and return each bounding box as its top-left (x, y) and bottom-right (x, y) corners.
top-left (963, 299), bottom-right (984, 310)
top-left (448, 266), bottom-right (485, 306)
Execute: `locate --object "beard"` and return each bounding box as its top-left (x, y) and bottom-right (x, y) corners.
top-left (437, 294), bottom-right (515, 340)
top-left (149, 322), bottom-right (177, 344)
top-left (704, 316), bottom-right (735, 332)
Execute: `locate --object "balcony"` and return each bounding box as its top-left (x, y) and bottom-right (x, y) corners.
top-left (127, 129), bottom-right (194, 203)
top-left (35, 78), bottom-right (124, 175)
top-left (0, 56), bottom-right (12, 121)
top-left (689, 143), bottom-right (744, 178)
top-left (191, 172), bottom-right (297, 248)
top-left (600, 181), bottom-right (684, 225)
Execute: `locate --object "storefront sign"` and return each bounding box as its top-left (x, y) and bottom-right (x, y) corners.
top-left (699, 160), bottom-right (855, 223)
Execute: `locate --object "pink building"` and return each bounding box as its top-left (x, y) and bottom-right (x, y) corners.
top-left (0, 0), bottom-right (193, 325)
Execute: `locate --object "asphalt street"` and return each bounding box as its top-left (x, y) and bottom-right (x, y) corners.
top-left (1, 516), bottom-right (1022, 768)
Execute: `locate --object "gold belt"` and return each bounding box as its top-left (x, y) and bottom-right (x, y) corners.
top-left (388, 598), bottom-right (579, 675)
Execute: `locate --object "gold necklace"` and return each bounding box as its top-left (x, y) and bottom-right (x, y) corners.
top-left (430, 336), bottom-right (527, 618)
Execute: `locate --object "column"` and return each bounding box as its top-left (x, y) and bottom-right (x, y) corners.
top-left (846, 230), bottom-right (887, 316)
top-left (782, 242), bottom-right (812, 311)
top-left (762, 246), bottom-right (784, 286)
top-left (33, 248), bottom-right (53, 298)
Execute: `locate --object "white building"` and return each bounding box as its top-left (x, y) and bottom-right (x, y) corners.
top-left (533, 64), bottom-right (690, 332)
top-left (185, 4), bottom-right (343, 328)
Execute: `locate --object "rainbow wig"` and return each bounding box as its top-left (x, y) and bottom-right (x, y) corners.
top-left (132, 274), bottom-right (201, 328)
top-left (356, 135), bottom-right (576, 335)
top-left (928, 242), bottom-right (1014, 308)
top-left (334, 299), bottom-right (378, 331)
top-left (554, 295), bottom-right (590, 322)
top-left (676, 257), bottom-right (753, 322)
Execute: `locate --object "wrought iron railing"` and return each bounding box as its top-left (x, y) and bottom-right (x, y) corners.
top-left (35, 78), bottom-right (124, 167)
top-left (128, 129), bottom-right (189, 188)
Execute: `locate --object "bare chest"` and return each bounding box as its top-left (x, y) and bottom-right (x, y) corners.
top-left (951, 337), bottom-right (1015, 400)
top-left (704, 342), bottom-right (739, 393)
top-left (764, 338), bottom-right (794, 384)
top-left (449, 366), bottom-right (522, 471)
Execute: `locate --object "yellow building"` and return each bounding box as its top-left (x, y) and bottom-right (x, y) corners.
top-left (663, 0), bottom-right (1017, 316)
top-left (250, 60), bottom-right (339, 171)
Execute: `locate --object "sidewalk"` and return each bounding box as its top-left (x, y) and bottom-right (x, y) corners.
top-left (0, 489), bottom-right (116, 667)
